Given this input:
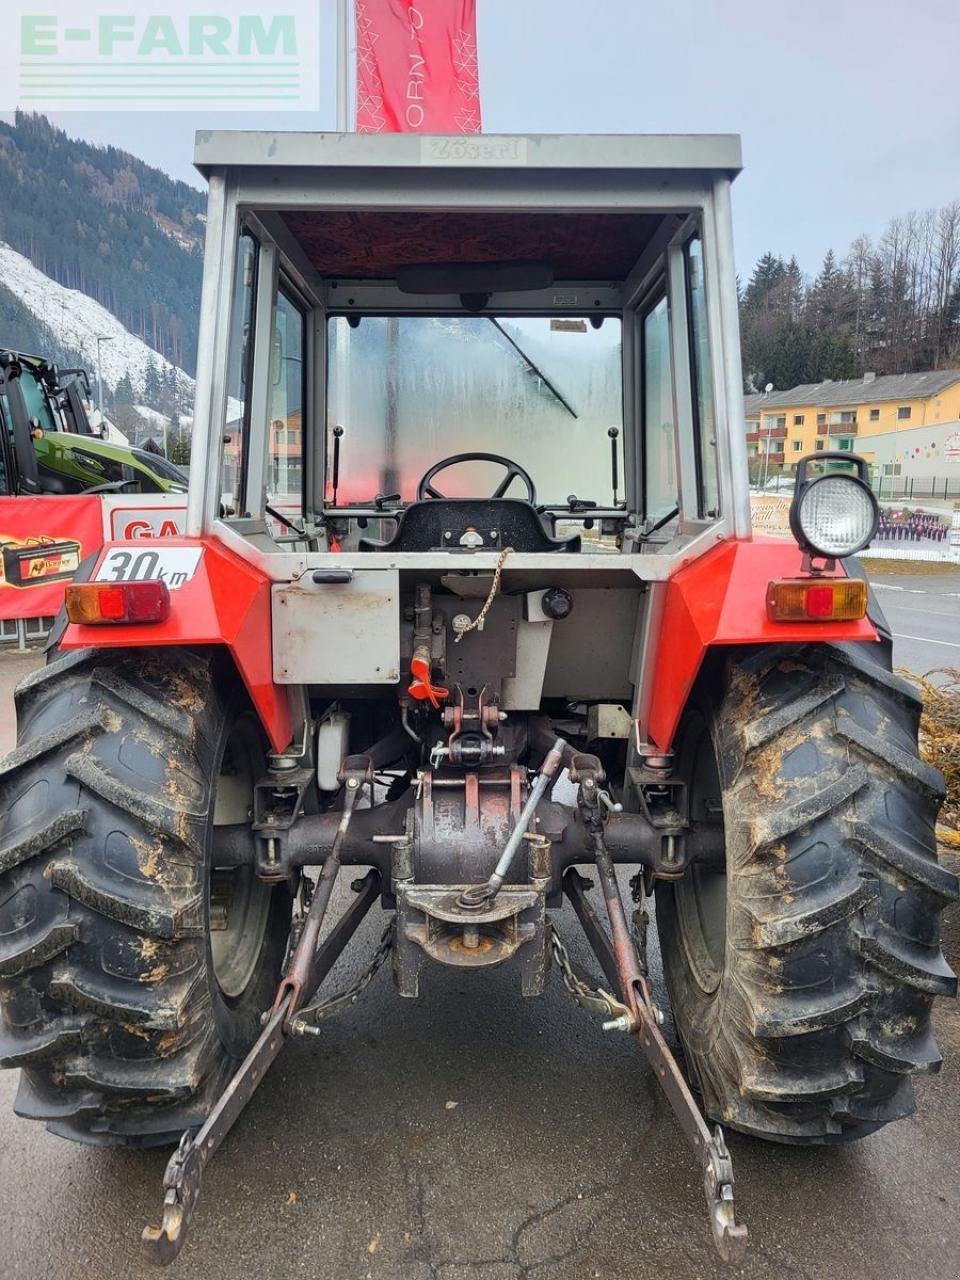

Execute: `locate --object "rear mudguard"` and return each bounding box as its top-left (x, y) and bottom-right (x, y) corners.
top-left (59, 536), bottom-right (877, 756)
top-left (645, 539), bottom-right (877, 749)
top-left (59, 537), bottom-right (292, 752)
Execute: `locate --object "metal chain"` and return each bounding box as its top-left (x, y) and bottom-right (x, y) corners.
top-left (548, 923), bottom-right (631, 1021)
top-left (453, 546), bottom-right (514, 643)
top-left (291, 920), bottom-right (396, 1035)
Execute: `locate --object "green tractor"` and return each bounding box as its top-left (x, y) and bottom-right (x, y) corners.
top-left (0, 350), bottom-right (187, 497)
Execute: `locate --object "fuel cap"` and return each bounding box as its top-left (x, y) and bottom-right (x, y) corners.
top-left (542, 587), bottom-right (574, 620)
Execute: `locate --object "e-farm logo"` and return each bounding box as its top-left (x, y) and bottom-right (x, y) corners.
top-left (3, 3), bottom-right (320, 111)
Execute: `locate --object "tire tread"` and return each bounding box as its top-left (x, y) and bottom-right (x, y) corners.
top-left (658, 643), bottom-right (956, 1142)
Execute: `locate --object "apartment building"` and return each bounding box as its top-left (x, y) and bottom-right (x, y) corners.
top-left (744, 369), bottom-right (960, 474)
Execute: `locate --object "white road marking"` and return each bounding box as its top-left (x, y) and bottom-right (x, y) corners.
top-left (893, 633), bottom-right (960, 650)
top-left (884, 605), bottom-right (960, 620)
top-left (873, 583), bottom-right (960, 599)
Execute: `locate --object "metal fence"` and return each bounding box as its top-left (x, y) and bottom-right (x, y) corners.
top-left (0, 616), bottom-right (54, 648)
top-left (749, 496), bottom-right (960, 564)
top-left (873, 475), bottom-right (960, 502)
top-left (749, 459), bottom-right (960, 504)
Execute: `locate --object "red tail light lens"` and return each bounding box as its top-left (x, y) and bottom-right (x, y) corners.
top-left (65, 580), bottom-right (171, 625)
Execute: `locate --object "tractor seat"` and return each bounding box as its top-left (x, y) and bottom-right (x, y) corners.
top-left (357, 498), bottom-right (581, 554)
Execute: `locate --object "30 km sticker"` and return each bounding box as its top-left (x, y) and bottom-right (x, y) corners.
top-left (96, 547), bottom-right (202, 590)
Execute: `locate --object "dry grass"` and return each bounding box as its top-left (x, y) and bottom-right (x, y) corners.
top-left (899, 667), bottom-right (960, 849)
top-left (861, 557), bottom-right (960, 577)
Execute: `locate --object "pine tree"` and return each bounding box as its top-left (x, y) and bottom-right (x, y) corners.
top-left (143, 360), bottom-right (162, 406)
top-left (808, 250), bottom-right (855, 329)
top-left (113, 372), bottom-right (136, 407)
top-left (162, 364), bottom-right (177, 411)
top-left (170, 429), bottom-right (191, 467)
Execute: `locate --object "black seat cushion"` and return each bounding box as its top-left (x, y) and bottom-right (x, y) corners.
top-left (358, 498), bottom-right (580, 553)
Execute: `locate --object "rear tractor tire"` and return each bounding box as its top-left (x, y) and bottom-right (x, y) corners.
top-left (657, 642), bottom-right (959, 1144)
top-left (0, 648), bottom-right (291, 1146)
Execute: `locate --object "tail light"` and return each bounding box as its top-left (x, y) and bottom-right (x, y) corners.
top-left (65, 580), bottom-right (171, 625)
top-left (766, 577), bottom-right (867, 622)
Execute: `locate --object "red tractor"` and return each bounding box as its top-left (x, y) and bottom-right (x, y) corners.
top-left (0, 132), bottom-right (954, 1265)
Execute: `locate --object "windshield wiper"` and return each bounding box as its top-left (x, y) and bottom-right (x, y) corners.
top-left (487, 319), bottom-right (578, 420)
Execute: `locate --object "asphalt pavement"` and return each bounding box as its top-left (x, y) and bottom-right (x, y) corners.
top-left (869, 569), bottom-right (960, 677)
top-left (0, 589), bottom-right (957, 1280)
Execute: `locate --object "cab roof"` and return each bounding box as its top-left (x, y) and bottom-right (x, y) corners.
top-left (193, 131), bottom-right (742, 180)
top-left (193, 132), bottom-right (742, 287)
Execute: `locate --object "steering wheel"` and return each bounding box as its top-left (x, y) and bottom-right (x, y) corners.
top-left (417, 452), bottom-right (537, 504)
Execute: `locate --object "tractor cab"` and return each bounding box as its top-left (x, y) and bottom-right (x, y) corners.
top-left (17, 353), bottom-right (98, 437)
top-left (0, 350), bottom-right (187, 497)
top-left (198, 134), bottom-right (743, 571)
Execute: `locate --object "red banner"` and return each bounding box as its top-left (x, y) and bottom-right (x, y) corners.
top-left (356, 0), bottom-right (481, 134)
top-left (0, 496), bottom-right (104, 620)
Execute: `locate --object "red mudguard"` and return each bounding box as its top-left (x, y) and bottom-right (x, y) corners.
top-left (60, 538), bottom-right (292, 753)
top-left (60, 536), bottom-right (876, 758)
top-left (645, 540), bottom-right (877, 750)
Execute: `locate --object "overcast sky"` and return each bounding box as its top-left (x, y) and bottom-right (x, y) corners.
top-left (40, 0), bottom-right (960, 282)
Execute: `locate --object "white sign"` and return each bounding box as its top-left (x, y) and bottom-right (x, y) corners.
top-left (96, 546), bottom-right (202, 590)
top-left (109, 506), bottom-right (187, 541)
top-left (2, 2), bottom-right (320, 111)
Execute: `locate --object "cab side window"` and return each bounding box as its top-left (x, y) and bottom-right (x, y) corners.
top-left (642, 294), bottom-right (677, 523)
top-left (267, 289), bottom-right (306, 517)
top-left (221, 232), bottom-right (259, 516)
top-left (685, 237), bottom-right (720, 517)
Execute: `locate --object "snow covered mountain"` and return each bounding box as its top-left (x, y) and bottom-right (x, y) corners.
top-left (0, 113), bottom-right (204, 375)
top-left (0, 240), bottom-right (194, 403)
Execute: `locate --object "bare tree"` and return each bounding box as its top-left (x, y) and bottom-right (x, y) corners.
top-left (743, 197), bottom-right (960, 388)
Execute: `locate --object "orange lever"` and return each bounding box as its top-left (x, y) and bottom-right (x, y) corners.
top-left (408, 652), bottom-right (449, 709)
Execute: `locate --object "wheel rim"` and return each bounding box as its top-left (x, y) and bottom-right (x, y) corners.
top-left (209, 719), bottom-right (272, 1000)
top-left (674, 713), bottom-right (727, 996)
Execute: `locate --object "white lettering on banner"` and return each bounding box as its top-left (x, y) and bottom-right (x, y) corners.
top-left (406, 7), bottom-right (426, 128)
top-left (96, 547), bottom-right (202, 591)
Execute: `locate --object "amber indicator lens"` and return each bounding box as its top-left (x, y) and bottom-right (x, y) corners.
top-left (766, 578), bottom-right (868, 622)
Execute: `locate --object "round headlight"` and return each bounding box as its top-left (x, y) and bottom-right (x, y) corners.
top-left (792, 474), bottom-right (879, 558)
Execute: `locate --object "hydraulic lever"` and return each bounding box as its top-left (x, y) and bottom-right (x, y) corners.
top-left (608, 426), bottom-right (620, 506)
top-left (571, 757), bottom-right (748, 1265)
top-left (458, 737), bottom-right (566, 907)
top-left (142, 757), bottom-right (376, 1266)
top-left (331, 425), bottom-right (343, 505)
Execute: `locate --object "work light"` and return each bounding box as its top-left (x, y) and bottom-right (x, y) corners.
top-left (788, 455), bottom-right (879, 560)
